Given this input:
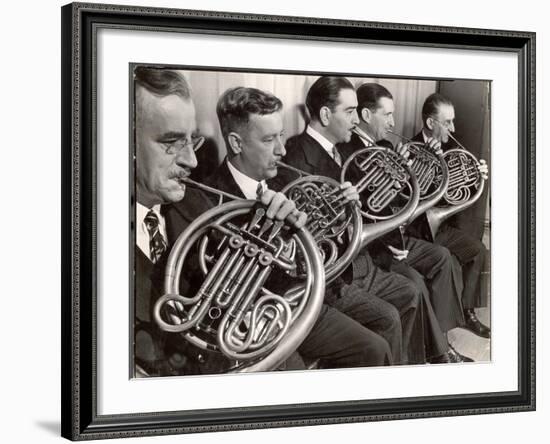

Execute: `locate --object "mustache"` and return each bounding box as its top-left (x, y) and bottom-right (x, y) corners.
top-left (174, 169), bottom-right (192, 181)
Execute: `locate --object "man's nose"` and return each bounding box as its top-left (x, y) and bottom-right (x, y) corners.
top-left (275, 136), bottom-right (286, 157)
top-left (175, 146), bottom-right (198, 170)
top-left (352, 110), bottom-right (360, 125)
top-left (388, 115), bottom-right (395, 128)
top-left (449, 122), bottom-right (455, 133)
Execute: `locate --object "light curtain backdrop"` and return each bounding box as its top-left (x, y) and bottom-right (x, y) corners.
top-left (180, 69), bottom-right (437, 165)
top-left (178, 68), bottom-right (490, 236)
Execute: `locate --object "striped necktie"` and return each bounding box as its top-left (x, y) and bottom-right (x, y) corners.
top-left (332, 146), bottom-right (342, 167)
top-left (144, 210), bottom-right (167, 264)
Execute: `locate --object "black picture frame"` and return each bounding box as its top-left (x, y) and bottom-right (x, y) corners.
top-left (61, 2), bottom-right (536, 440)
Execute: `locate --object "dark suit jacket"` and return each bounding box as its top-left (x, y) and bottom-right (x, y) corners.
top-left (203, 159), bottom-right (247, 201)
top-left (338, 132), bottom-right (393, 159)
top-left (269, 132), bottom-right (343, 194)
top-left (135, 187), bottom-right (226, 376)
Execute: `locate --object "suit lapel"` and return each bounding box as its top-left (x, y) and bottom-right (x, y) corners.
top-left (412, 131), bottom-right (424, 143)
top-left (211, 159), bottom-right (247, 200)
top-left (162, 188), bottom-right (213, 245)
top-left (300, 132), bottom-right (342, 181)
top-left (134, 247), bottom-right (159, 323)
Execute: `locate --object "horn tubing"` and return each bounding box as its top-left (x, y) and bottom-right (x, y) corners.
top-left (387, 129), bottom-right (450, 216)
top-left (181, 176), bottom-right (300, 227)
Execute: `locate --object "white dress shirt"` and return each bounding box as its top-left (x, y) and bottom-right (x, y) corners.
top-left (227, 160), bottom-right (267, 200)
top-left (136, 202), bottom-right (167, 261)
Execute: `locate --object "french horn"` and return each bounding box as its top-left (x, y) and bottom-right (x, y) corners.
top-left (153, 178), bottom-right (325, 373)
top-left (387, 130), bottom-right (449, 224)
top-left (340, 130), bottom-right (421, 249)
top-left (425, 131), bottom-right (487, 237)
top-left (276, 161), bottom-right (363, 285)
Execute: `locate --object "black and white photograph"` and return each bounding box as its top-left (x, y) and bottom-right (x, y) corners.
top-left (132, 66), bottom-right (492, 378)
top-left (2, 0), bottom-right (546, 441)
top-left (52, 1), bottom-right (537, 441)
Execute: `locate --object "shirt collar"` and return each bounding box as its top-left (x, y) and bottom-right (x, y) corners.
top-left (306, 125), bottom-right (334, 156)
top-left (137, 202), bottom-right (163, 226)
top-left (227, 160), bottom-right (266, 200)
top-left (421, 129), bottom-right (430, 143)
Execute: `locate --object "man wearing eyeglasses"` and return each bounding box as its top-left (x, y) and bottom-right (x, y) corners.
top-left (410, 93), bottom-right (491, 339)
top-left (133, 67), bottom-right (307, 376)
top-left (337, 83), bottom-right (475, 363)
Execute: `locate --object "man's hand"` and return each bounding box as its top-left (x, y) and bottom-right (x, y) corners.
top-left (259, 189), bottom-right (307, 229)
top-left (395, 142), bottom-right (410, 159)
top-left (340, 181), bottom-right (361, 207)
top-left (478, 159), bottom-right (489, 180)
top-left (425, 137), bottom-right (443, 156)
top-left (388, 245), bottom-right (409, 261)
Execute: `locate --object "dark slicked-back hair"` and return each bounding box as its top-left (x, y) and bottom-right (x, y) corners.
top-left (421, 93), bottom-right (453, 126)
top-left (306, 76), bottom-right (355, 122)
top-left (356, 83), bottom-right (393, 114)
top-left (134, 66), bottom-right (191, 99)
top-left (216, 86), bottom-right (283, 145)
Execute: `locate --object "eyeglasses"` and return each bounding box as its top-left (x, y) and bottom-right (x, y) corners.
top-left (164, 136), bottom-right (205, 155)
top-left (431, 118), bottom-right (453, 130)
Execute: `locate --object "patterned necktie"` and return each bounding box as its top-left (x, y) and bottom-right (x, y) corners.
top-left (332, 146), bottom-right (342, 167)
top-left (144, 210), bottom-right (167, 264)
top-left (256, 181), bottom-right (267, 199)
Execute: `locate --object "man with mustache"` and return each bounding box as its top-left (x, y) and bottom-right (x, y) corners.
top-left (410, 93), bottom-right (490, 339)
top-left (134, 67), bottom-right (310, 376)
top-left (204, 85), bottom-right (393, 369)
top-left (271, 76), bottom-right (425, 365)
top-left (338, 82), bottom-right (473, 362)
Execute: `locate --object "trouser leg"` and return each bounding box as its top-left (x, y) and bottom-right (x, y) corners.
top-left (331, 287), bottom-right (402, 364)
top-left (398, 236), bottom-right (464, 332)
top-left (391, 262), bottom-right (448, 360)
top-left (334, 253), bottom-right (422, 365)
top-left (435, 225), bottom-right (489, 309)
top-left (298, 304), bottom-right (392, 367)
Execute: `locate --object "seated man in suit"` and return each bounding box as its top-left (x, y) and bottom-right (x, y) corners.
top-left (338, 82), bottom-right (473, 362)
top-left (135, 67), bottom-right (392, 375)
top-left (134, 67), bottom-right (315, 376)
top-left (411, 93), bottom-right (490, 339)
top-left (269, 77), bottom-right (427, 365)
top-left (204, 85), bottom-right (395, 368)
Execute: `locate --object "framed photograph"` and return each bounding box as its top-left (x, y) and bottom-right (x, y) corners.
top-left (61, 2), bottom-right (535, 440)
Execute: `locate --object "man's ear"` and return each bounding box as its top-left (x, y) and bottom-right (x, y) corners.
top-left (227, 132), bottom-right (242, 155)
top-left (426, 117), bottom-right (435, 131)
top-left (319, 106), bottom-right (331, 126)
top-left (361, 107), bottom-right (371, 124)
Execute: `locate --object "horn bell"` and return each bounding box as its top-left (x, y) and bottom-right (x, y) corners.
top-left (426, 148), bottom-right (486, 238)
top-left (340, 145), bottom-right (420, 249)
top-left (153, 198), bottom-right (325, 373)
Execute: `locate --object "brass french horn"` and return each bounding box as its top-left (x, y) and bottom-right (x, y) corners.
top-left (340, 130), bottom-right (421, 249)
top-left (276, 161), bottom-right (363, 285)
top-left (387, 130), bottom-right (449, 224)
top-left (153, 178), bottom-right (325, 373)
top-left (425, 131), bottom-right (487, 237)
